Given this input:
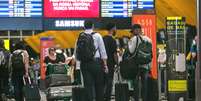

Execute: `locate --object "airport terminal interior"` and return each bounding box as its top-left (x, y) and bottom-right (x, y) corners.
top-left (0, 0), bottom-right (201, 101)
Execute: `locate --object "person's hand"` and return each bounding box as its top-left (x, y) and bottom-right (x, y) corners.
top-left (104, 65), bottom-right (109, 74)
top-left (192, 52), bottom-right (196, 58)
top-left (66, 57), bottom-right (73, 64)
top-left (24, 72), bottom-right (29, 78)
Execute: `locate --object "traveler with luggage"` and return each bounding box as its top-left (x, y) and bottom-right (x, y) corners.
top-left (186, 35), bottom-right (197, 100)
top-left (128, 24), bottom-right (152, 101)
top-left (0, 39), bottom-right (11, 100)
top-left (44, 47), bottom-right (59, 64)
top-left (45, 48), bottom-right (72, 100)
top-left (74, 20), bottom-right (108, 101)
top-left (11, 41), bottom-right (29, 101)
top-left (103, 22), bottom-right (118, 101)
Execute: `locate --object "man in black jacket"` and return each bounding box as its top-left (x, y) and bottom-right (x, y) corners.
top-left (103, 23), bottom-right (118, 101)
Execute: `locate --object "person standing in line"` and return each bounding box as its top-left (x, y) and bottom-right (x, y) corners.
top-left (0, 40), bottom-right (10, 100)
top-left (103, 23), bottom-right (118, 101)
top-left (74, 20), bottom-right (108, 101)
top-left (11, 41), bottom-right (29, 101)
top-left (128, 24), bottom-right (152, 101)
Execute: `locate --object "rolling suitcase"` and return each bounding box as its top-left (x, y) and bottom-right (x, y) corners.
top-left (23, 76), bottom-right (41, 101)
top-left (115, 67), bottom-right (129, 101)
top-left (72, 87), bottom-right (86, 101)
top-left (46, 74), bottom-right (71, 87)
top-left (115, 83), bottom-right (129, 101)
top-left (46, 86), bottom-right (72, 101)
top-left (46, 64), bottom-right (69, 75)
top-left (72, 70), bottom-right (87, 101)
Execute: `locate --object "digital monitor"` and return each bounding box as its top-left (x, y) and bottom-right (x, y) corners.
top-left (101, 0), bottom-right (154, 17)
top-left (44, 0), bottom-right (99, 18)
top-left (0, 0), bottom-right (42, 17)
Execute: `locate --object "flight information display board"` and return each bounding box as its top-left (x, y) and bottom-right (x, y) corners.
top-left (0, 0), bottom-right (42, 17)
top-left (101, 0), bottom-right (154, 17)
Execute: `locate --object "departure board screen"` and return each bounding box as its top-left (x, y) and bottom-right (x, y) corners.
top-left (0, 0), bottom-right (42, 17)
top-left (101, 0), bottom-right (154, 17)
top-left (44, 0), bottom-right (99, 18)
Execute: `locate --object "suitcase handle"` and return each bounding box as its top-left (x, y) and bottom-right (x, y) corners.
top-left (23, 76), bottom-right (32, 85)
top-left (47, 63), bottom-right (68, 66)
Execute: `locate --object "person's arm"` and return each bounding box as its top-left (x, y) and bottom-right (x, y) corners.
top-left (113, 39), bottom-right (118, 64)
top-left (73, 39), bottom-right (81, 70)
top-left (191, 40), bottom-right (197, 59)
top-left (23, 50), bottom-right (29, 77)
top-left (98, 34), bottom-right (108, 73)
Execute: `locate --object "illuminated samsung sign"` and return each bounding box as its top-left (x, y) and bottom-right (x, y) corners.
top-left (55, 20), bottom-right (84, 27)
top-left (44, 19), bottom-right (86, 30)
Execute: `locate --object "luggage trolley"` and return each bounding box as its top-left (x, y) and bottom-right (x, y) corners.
top-left (45, 63), bottom-right (73, 101)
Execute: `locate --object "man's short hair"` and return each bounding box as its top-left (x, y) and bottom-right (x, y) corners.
top-left (84, 20), bottom-right (93, 29)
top-left (106, 23), bottom-right (116, 31)
top-left (15, 41), bottom-right (26, 50)
top-left (130, 24), bottom-right (142, 33)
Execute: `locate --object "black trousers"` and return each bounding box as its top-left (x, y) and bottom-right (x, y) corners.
top-left (81, 59), bottom-right (104, 101)
top-left (133, 69), bottom-right (149, 101)
top-left (12, 75), bottom-right (23, 101)
top-left (104, 63), bottom-right (115, 101)
top-left (0, 75), bottom-right (9, 100)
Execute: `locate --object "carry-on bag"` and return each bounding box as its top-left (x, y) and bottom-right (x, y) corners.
top-left (72, 70), bottom-right (86, 101)
top-left (120, 49), bottom-right (139, 80)
top-left (46, 64), bottom-right (69, 75)
top-left (46, 74), bottom-right (71, 87)
top-left (115, 67), bottom-right (129, 101)
top-left (72, 87), bottom-right (86, 101)
top-left (46, 86), bottom-right (72, 101)
top-left (115, 83), bottom-right (129, 101)
top-left (23, 76), bottom-right (41, 101)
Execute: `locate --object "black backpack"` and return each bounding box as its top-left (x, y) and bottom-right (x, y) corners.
top-left (136, 36), bottom-right (152, 65)
top-left (11, 51), bottom-right (24, 70)
top-left (76, 32), bottom-right (96, 62)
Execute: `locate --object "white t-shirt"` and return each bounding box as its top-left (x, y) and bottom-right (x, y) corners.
top-left (128, 35), bottom-right (152, 54)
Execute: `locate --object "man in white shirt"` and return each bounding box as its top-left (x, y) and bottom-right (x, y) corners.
top-left (128, 24), bottom-right (152, 101)
top-left (74, 20), bottom-right (108, 101)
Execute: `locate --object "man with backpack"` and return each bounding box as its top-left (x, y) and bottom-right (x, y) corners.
top-left (75, 20), bottom-right (108, 101)
top-left (103, 23), bottom-right (118, 101)
top-left (128, 24), bottom-right (152, 101)
top-left (0, 39), bottom-right (10, 100)
top-left (11, 41), bottom-right (29, 101)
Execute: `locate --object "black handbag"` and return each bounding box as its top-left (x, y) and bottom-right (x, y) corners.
top-left (120, 53), bottom-right (139, 80)
top-left (22, 76), bottom-right (41, 101)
